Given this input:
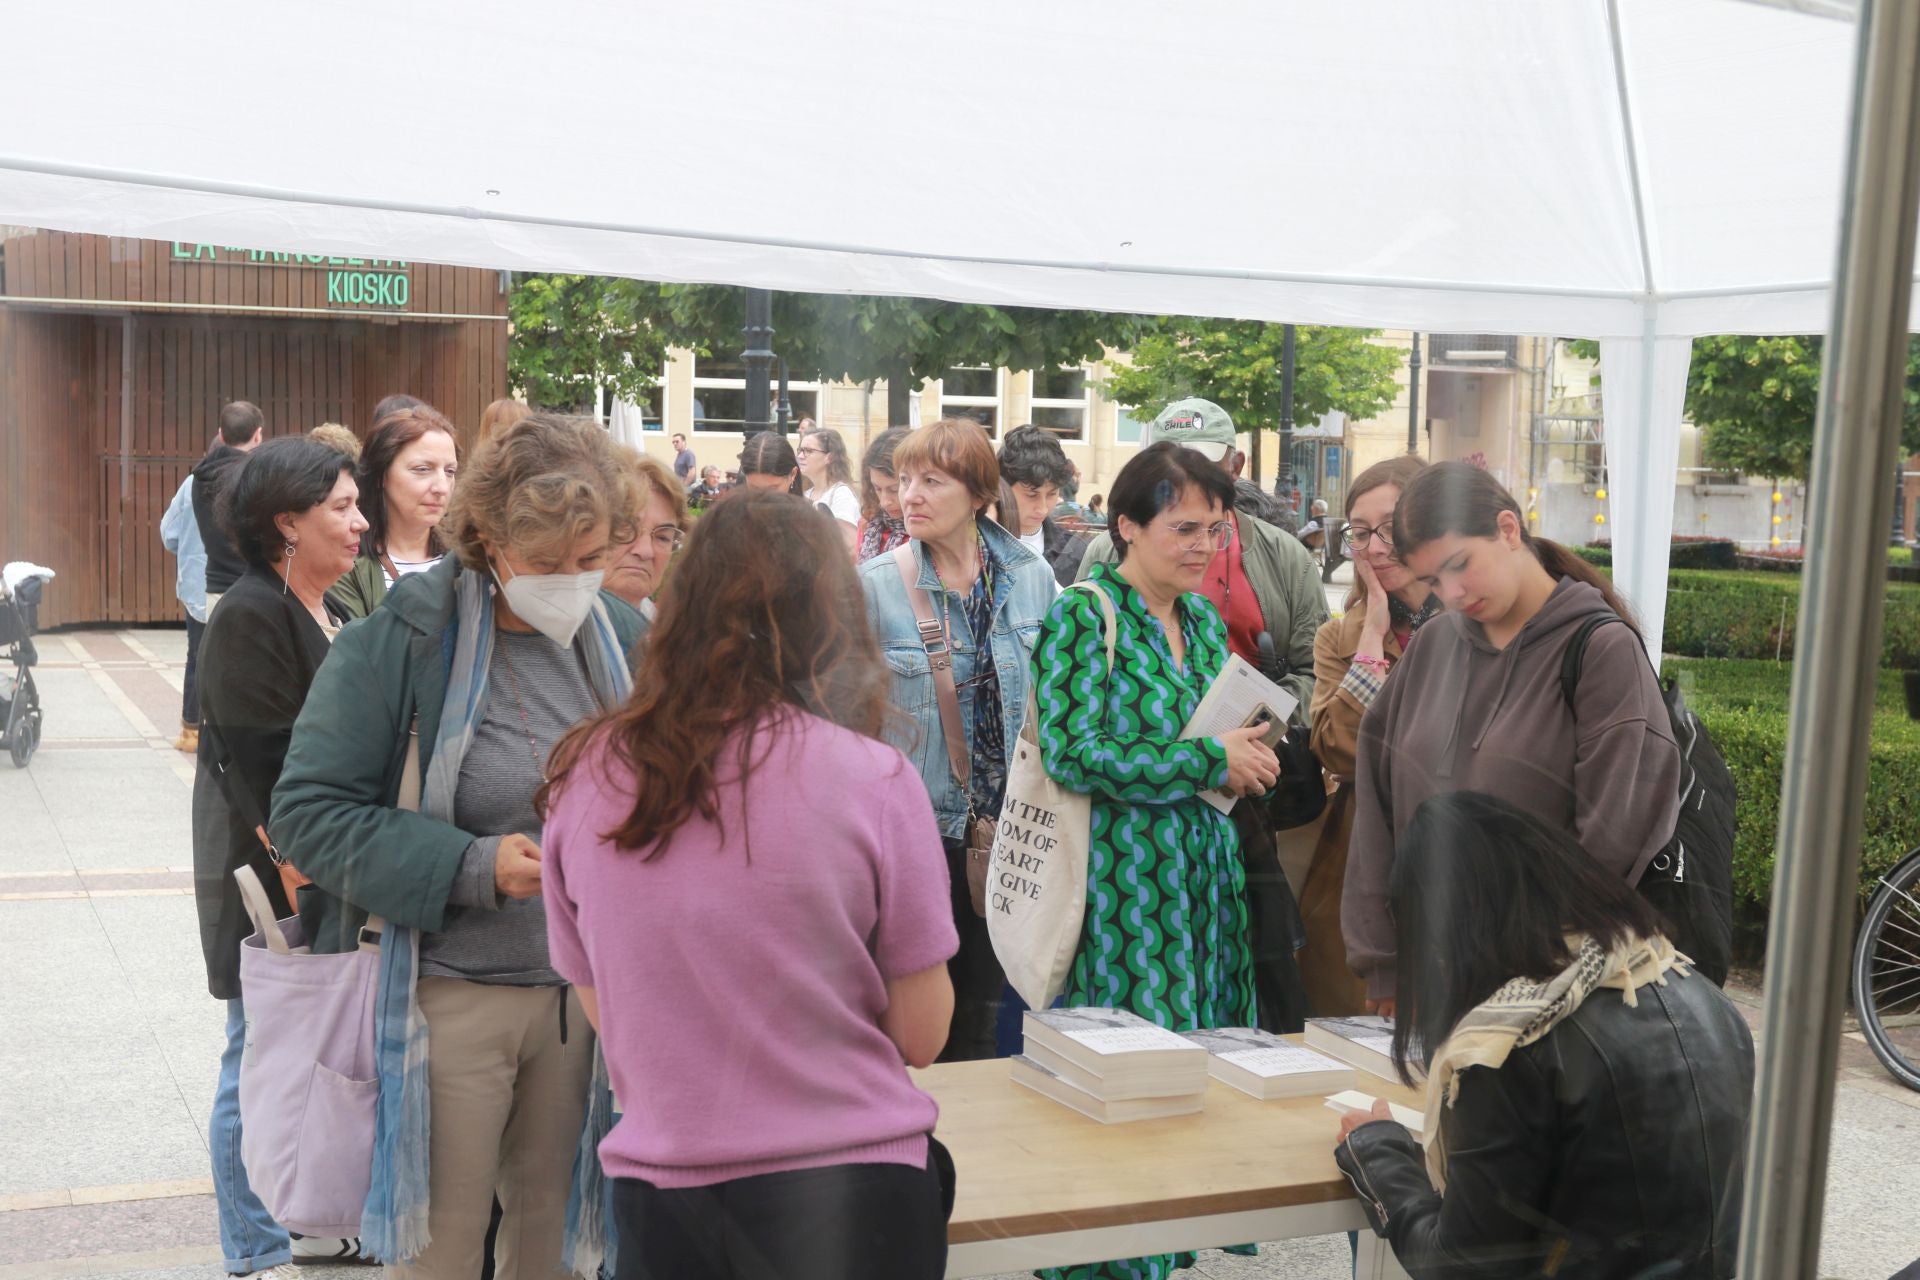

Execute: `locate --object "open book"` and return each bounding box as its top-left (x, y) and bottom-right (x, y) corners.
top-left (1179, 653), bottom-right (1299, 814)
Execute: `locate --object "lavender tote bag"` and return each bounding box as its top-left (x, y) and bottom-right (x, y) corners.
top-left (234, 862), bottom-right (384, 1238)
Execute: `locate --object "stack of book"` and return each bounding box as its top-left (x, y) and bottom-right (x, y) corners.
top-left (1182, 1027), bottom-right (1357, 1100)
top-left (1009, 1008), bottom-right (1209, 1123)
top-left (1304, 1014), bottom-right (1400, 1080)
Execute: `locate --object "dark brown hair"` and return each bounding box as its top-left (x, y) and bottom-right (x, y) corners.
top-left (1106, 441), bottom-right (1236, 563)
top-left (356, 404), bottom-right (458, 558)
top-left (1393, 460), bottom-right (1638, 631)
top-left (859, 426), bottom-right (911, 517)
top-left (1344, 454), bottom-right (1428, 609)
top-left (540, 491), bottom-right (893, 853)
top-left (738, 432), bottom-right (803, 496)
top-left (219, 401), bottom-right (264, 446)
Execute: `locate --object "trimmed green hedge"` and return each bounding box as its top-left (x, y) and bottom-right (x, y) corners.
top-left (1663, 571), bottom-right (1920, 668)
top-left (1666, 658), bottom-right (1920, 909)
top-left (1577, 538), bottom-right (1737, 571)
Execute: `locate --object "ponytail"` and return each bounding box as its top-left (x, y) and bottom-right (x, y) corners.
top-left (1529, 536), bottom-right (1640, 635)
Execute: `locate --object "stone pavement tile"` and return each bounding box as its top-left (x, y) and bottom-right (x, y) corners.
top-left (1818, 1083), bottom-right (1920, 1279)
top-left (26, 751), bottom-right (192, 870)
top-left (0, 1194), bottom-right (217, 1267)
top-left (74, 1264), bottom-right (369, 1280)
top-left (30, 669), bottom-right (148, 742)
top-left (109, 668), bottom-right (189, 745)
top-left (0, 769), bottom-right (73, 874)
top-left (87, 895), bottom-right (224, 1136)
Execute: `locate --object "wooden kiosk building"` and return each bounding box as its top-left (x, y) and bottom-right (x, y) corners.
top-left (0, 230), bottom-right (508, 626)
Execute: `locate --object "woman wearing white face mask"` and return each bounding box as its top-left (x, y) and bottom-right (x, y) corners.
top-left (271, 414), bottom-right (647, 1277)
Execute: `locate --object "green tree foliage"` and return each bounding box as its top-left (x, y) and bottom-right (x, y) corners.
top-left (1099, 321), bottom-right (1405, 430)
top-left (1566, 335), bottom-right (1920, 480)
top-left (506, 276), bottom-right (677, 413)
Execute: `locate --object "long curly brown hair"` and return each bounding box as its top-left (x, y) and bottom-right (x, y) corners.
top-left (540, 490), bottom-right (893, 855)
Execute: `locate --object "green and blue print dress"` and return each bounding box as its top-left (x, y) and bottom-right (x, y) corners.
top-left (1031, 562), bottom-right (1256, 1280)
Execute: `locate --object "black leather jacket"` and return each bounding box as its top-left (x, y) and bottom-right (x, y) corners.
top-left (1335, 969), bottom-right (1754, 1279)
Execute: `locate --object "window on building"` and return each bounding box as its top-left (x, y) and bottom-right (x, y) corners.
top-left (939, 367), bottom-right (1002, 437)
top-left (1114, 406), bottom-right (1146, 444)
top-left (631, 383), bottom-right (666, 431)
top-left (689, 357), bottom-right (820, 432)
top-left (1029, 366), bottom-right (1090, 442)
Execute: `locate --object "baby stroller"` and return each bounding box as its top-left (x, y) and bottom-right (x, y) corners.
top-left (0, 563), bottom-right (51, 768)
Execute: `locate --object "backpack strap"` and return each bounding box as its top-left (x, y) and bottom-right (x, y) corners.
top-left (1559, 614), bottom-right (1626, 713)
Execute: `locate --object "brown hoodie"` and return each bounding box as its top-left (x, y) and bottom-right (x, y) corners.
top-left (1343, 577), bottom-right (1681, 1000)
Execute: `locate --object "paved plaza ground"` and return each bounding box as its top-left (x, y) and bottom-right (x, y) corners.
top-left (1, 622), bottom-right (1917, 1279)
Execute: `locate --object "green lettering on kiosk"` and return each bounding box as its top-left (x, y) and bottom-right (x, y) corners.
top-left (327, 273), bottom-right (343, 304)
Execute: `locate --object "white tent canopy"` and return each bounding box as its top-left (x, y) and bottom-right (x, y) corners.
top-left (0, 0), bottom-right (1875, 652)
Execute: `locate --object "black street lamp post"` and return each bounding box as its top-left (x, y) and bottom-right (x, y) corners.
top-left (742, 287), bottom-right (776, 436)
top-left (1407, 331), bottom-right (1423, 455)
top-left (1278, 322), bottom-right (1297, 507)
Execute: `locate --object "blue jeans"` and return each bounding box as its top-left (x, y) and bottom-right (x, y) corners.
top-left (214, 998), bottom-right (291, 1274)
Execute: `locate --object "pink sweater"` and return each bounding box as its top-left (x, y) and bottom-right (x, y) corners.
top-left (542, 710), bottom-right (959, 1188)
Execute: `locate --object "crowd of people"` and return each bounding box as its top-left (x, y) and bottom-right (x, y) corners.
top-left (170, 391), bottom-right (1754, 1280)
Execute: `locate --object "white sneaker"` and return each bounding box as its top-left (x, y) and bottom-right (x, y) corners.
top-left (288, 1235), bottom-right (372, 1264)
top-left (249, 1266), bottom-right (301, 1279)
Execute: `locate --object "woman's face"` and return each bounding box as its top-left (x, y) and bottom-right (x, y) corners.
top-left (1346, 484), bottom-right (1413, 595)
top-left (605, 489), bottom-right (681, 607)
top-left (1117, 486), bottom-right (1229, 596)
top-left (1012, 480), bottom-right (1060, 537)
top-left (281, 471), bottom-right (368, 589)
top-left (869, 468), bottom-right (902, 520)
top-left (742, 470), bottom-right (794, 493)
top-left (898, 462), bottom-right (981, 546)
top-left (1403, 513), bottom-right (1527, 624)
top-left (796, 434), bottom-right (831, 484)
top-left (490, 518), bottom-right (613, 581)
top-left (384, 429), bottom-right (458, 537)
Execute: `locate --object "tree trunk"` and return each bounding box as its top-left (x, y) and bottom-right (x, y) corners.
top-left (887, 369), bottom-right (913, 427)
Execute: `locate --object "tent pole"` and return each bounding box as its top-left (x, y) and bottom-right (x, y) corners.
top-left (1738, 1), bottom-right (1920, 1275)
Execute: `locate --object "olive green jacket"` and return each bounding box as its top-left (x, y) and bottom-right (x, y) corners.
top-left (327, 553), bottom-right (388, 621)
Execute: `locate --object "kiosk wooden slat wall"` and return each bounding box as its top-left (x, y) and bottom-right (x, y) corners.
top-left (1, 230), bottom-right (509, 626)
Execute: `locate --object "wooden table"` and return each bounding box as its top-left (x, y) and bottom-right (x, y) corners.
top-left (915, 1047), bottom-right (1422, 1279)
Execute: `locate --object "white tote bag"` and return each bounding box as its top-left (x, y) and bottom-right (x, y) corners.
top-left (988, 580), bottom-right (1117, 1010)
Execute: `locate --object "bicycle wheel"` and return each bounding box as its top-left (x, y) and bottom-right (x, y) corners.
top-left (1852, 847), bottom-right (1920, 1091)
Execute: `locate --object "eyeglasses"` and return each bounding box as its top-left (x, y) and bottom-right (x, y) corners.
top-left (1344, 523), bottom-right (1393, 553)
top-left (648, 526), bottom-right (685, 554)
top-left (794, 447), bottom-right (822, 458)
top-left (1164, 519), bottom-right (1235, 552)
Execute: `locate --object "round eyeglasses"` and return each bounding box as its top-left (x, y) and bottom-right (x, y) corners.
top-left (1164, 519), bottom-right (1235, 553)
top-left (1343, 523), bottom-right (1393, 553)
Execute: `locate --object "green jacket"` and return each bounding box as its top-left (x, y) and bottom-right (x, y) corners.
top-left (327, 552), bottom-right (388, 621)
top-left (1074, 511), bottom-right (1327, 724)
top-left (270, 556), bottom-right (646, 956)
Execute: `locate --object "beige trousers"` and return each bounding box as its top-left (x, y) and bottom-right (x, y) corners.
top-left (388, 977), bottom-right (594, 1280)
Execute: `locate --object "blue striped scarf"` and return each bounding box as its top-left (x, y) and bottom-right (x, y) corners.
top-left (362, 570), bottom-right (632, 1272)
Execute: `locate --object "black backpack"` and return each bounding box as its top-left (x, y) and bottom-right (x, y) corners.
top-left (1561, 615), bottom-right (1737, 986)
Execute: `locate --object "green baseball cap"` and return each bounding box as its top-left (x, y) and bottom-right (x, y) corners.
top-left (1148, 398), bottom-right (1237, 461)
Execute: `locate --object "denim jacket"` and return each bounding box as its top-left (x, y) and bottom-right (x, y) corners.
top-left (858, 517), bottom-right (1058, 841)
top-left (159, 475), bottom-right (208, 623)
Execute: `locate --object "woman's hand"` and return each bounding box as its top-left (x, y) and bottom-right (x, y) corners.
top-left (1219, 724), bottom-right (1281, 797)
top-left (1336, 1097), bottom-right (1396, 1143)
top-left (1356, 557), bottom-right (1391, 649)
top-left (1365, 996), bottom-right (1397, 1019)
top-left (494, 834), bottom-right (543, 899)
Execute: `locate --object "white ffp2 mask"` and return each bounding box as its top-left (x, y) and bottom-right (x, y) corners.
top-left (490, 562), bottom-right (604, 648)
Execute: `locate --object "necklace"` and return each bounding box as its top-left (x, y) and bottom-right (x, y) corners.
top-left (497, 637), bottom-right (547, 782)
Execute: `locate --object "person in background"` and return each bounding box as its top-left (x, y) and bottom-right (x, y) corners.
top-left (1345, 462), bottom-right (1680, 1015)
top-left (1031, 442), bottom-right (1278, 1280)
top-left (1302, 456), bottom-right (1435, 1016)
top-left (687, 465), bottom-right (727, 508)
top-left (1085, 493), bottom-right (1106, 525)
top-left (856, 427), bottom-right (911, 563)
top-left (329, 404), bottom-right (460, 620)
top-left (997, 425), bottom-right (1088, 588)
top-left (605, 451), bottom-right (687, 617)
top-left (670, 432), bottom-right (698, 486)
top-left (308, 422), bottom-right (362, 463)
top-left (737, 432), bottom-right (803, 495)
top-left (798, 425), bottom-right (861, 553)
top-left (192, 401), bottom-right (266, 614)
top-left (1335, 791), bottom-right (1752, 1279)
top-left (541, 492), bottom-right (958, 1280)
top-left (271, 415), bottom-right (647, 1278)
top-left (160, 437), bottom-right (218, 754)
top-left (191, 437), bottom-right (366, 1273)
top-left (857, 419), bottom-right (1056, 1061)
top-left (479, 397), bottom-right (531, 450)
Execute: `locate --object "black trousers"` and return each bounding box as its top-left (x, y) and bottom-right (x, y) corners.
top-left (182, 616), bottom-right (206, 726)
top-left (611, 1147), bottom-right (950, 1280)
top-left (935, 837), bottom-right (1004, 1062)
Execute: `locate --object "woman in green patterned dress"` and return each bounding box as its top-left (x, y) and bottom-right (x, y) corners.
top-left (1030, 442), bottom-right (1282, 1280)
